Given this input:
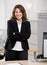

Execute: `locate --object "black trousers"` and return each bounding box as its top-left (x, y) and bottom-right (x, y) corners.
top-left (5, 50), bottom-right (28, 61)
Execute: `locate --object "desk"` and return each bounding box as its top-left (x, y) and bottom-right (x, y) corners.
top-left (0, 60), bottom-right (47, 65)
top-left (0, 60), bottom-right (31, 65)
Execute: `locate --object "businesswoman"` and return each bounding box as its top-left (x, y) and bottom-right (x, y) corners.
top-left (5, 4), bottom-right (31, 61)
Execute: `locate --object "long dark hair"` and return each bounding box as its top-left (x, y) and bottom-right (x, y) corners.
top-left (11, 4), bottom-right (27, 22)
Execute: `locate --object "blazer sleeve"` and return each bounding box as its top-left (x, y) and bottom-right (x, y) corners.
top-left (19, 22), bottom-right (31, 40)
top-left (7, 20), bottom-right (20, 40)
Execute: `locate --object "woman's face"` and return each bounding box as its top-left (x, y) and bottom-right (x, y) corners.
top-left (15, 8), bottom-right (23, 20)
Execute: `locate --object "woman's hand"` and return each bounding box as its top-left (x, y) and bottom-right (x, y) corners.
top-left (13, 32), bottom-right (15, 35)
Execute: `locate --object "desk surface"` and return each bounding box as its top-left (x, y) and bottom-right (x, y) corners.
top-left (0, 60), bottom-right (47, 65)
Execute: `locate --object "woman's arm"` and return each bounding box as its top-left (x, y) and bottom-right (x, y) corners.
top-left (7, 20), bottom-right (20, 40)
top-left (18, 22), bottom-right (31, 40)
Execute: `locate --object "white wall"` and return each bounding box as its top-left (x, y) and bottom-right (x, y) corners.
top-left (0, 0), bottom-right (5, 29)
top-left (32, 0), bottom-right (47, 20)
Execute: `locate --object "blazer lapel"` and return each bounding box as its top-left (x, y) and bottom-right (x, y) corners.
top-left (20, 21), bottom-right (23, 33)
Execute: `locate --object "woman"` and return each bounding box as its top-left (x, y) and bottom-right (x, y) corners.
top-left (5, 4), bottom-right (31, 61)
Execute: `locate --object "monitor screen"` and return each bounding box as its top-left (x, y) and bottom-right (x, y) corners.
top-left (43, 32), bottom-right (47, 58)
top-left (44, 39), bottom-right (47, 58)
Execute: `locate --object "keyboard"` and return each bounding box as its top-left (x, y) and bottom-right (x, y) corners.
top-left (36, 58), bottom-right (47, 62)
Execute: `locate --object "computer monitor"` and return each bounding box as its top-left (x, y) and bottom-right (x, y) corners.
top-left (43, 32), bottom-right (47, 58)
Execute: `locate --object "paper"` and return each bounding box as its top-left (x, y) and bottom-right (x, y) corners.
top-left (6, 63), bottom-right (22, 65)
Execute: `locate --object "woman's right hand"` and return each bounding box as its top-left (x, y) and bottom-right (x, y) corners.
top-left (13, 32), bottom-right (15, 35)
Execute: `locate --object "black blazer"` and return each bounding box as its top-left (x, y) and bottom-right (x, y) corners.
top-left (5, 20), bottom-right (31, 51)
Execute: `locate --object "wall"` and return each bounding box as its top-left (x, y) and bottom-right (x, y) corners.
top-left (0, 0), bottom-right (5, 29)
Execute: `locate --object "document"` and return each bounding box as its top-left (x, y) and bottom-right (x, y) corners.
top-left (6, 63), bottom-right (22, 65)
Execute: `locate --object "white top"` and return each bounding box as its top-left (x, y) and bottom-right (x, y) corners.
top-left (12, 21), bottom-right (23, 51)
